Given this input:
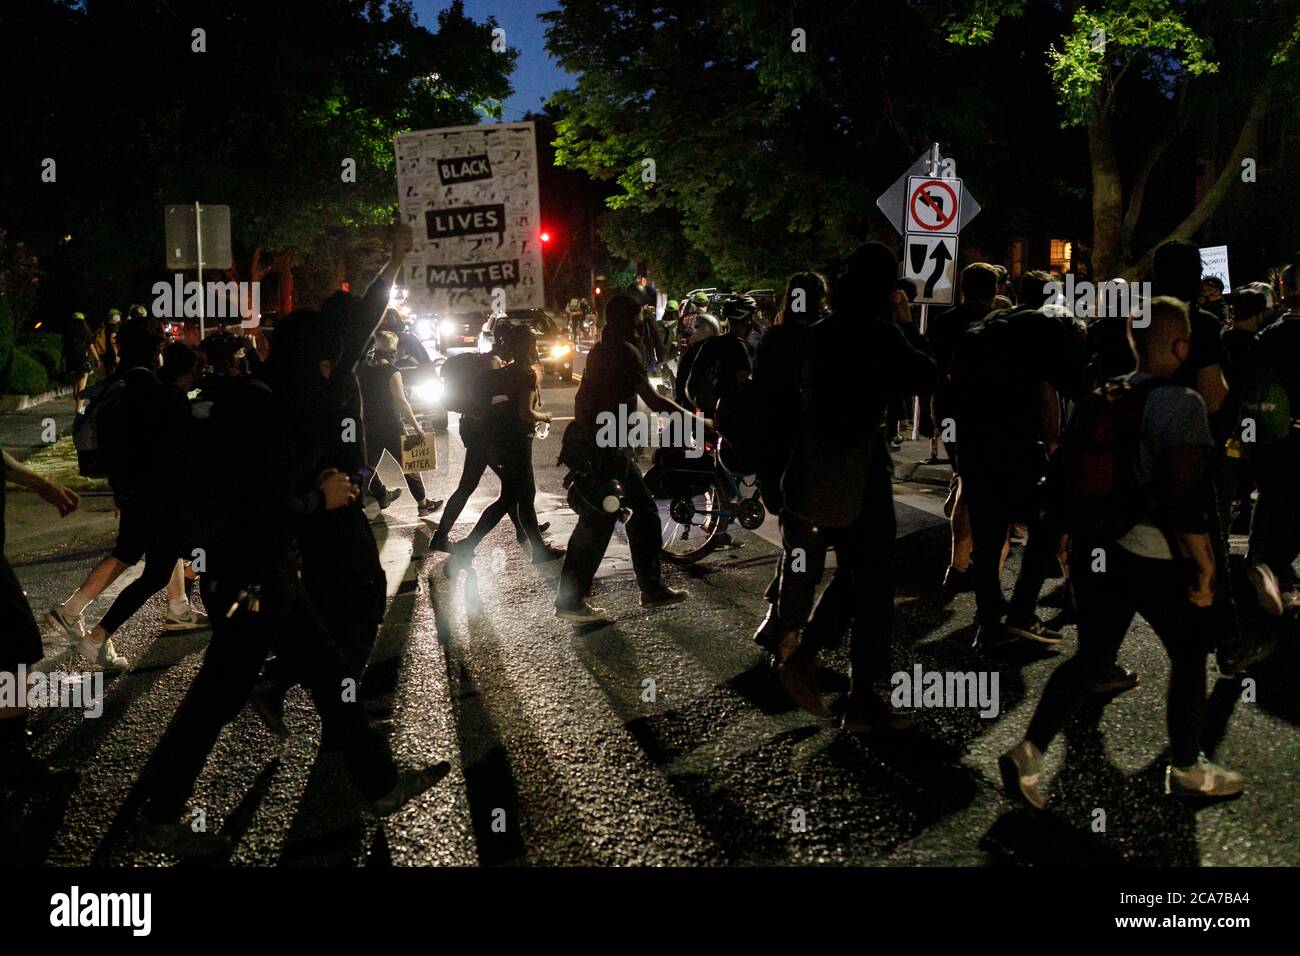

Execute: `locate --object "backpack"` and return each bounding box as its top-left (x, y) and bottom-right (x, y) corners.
top-left (72, 375), bottom-right (127, 478)
top-left (684, 335), bottom-right (732, 414)
top-left (1235, 365), bottom-right (1292, 451)
top-left (949, 310), bottom-right (1019, 410)
top-left (439, 352), bottom-right (492, 415)
top-left (1051, 376), bottom-right (1159, 541)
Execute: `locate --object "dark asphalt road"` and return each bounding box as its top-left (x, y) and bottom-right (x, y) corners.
top-left (3, 349), bottom-right (1298, 866)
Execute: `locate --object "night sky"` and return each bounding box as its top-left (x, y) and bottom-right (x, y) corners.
top-left (412, 0), bottom-right (570, 120)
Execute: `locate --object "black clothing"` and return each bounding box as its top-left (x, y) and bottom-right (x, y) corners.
top-left (1026, 541), bottom-right (1209, 767)
top-left (753, 321), bottom-right (815, 514)
top-left (686, 333), bottom-right (750, 416)
top-left (100, 366), bottom-right (192, 507)
top-left (575, 339), bottom-right (648, 449)
top-left (557, 338), bottom-right (666, 606)
top-left (783, 315), bottom-right (936, 528)
top-left (63, 320), bottom-right (94, 375)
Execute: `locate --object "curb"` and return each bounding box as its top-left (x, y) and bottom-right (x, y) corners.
top-left (893, 458), bottom-right (954, 487)
top-left (0, 385), bottom-right (74, 413)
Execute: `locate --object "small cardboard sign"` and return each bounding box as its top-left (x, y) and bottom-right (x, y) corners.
top-left (401, 433), bottom-right (437, 474)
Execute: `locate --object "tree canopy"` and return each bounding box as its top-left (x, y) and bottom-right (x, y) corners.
top-left (0, 0), bottom-right (516, 316)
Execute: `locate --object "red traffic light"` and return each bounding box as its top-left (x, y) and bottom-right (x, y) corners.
top-left (539, 230), bottom-right (552, 244)
top-left (594, 286), bottom-right (602, 295)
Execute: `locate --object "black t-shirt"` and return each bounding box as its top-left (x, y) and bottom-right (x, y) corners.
top-left (688, 333), bottom-right (750, 414)
top-left (483, 361), bottom-right (536, 436)
top-left (1087, 303), bottom-right (1225, 392)
top-left (575, 339), bottom-right (647, 430)
top-left (926, 302), bottom-right (990, 378)
top-left (954, 306), bottom-right (1079, 459)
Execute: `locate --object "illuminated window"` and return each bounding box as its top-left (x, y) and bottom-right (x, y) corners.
top-left (1050, 239), bottom-right (1072, 274)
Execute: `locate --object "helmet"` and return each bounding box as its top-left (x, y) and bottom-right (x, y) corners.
top-left (689, 313), bottom-right (721, 342)
top-left (107, 308), bottom-right (122, 318)
top-left (692, 292), bottom-right (710, 307)
top-left (720, 294), bottom-right (758, 324)
top-left (72, 311), bottom-right (86, 321)
top-left (564, 470), bottom-right (625, 521)
top-left (666, 299), bottom-right (679, 311)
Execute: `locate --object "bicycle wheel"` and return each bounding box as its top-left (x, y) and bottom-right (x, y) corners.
top-left (658, 474), bottom-right (731, 564)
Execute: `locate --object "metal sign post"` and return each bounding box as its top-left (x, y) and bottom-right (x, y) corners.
top-left (194, 201), bottom-right (205, 341)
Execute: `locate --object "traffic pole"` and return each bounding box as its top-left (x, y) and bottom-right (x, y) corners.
top-left (195, 201), bottom-right (205, 342)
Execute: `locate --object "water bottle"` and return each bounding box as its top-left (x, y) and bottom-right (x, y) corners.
top-left (534, 420), bottom-right (550, 440)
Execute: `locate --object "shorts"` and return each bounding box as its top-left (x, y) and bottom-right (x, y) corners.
top-left (111, 503), bottom-right (164, 565)
top-left (0, 555), bottom-right (43, 673)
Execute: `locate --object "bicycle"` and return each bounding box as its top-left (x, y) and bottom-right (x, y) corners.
top-left (652, 444), bottom-right (766, 565)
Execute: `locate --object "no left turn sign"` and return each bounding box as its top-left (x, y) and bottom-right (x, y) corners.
top-left (907, 177), bottom-right (962, 235)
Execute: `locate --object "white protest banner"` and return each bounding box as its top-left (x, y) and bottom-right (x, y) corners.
top-left (395, 121), bottom-right (544, 313)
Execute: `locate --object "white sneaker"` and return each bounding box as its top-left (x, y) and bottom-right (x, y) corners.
top-left (164, 605), bottom-right (210, 632)
top-left (47, 606), bottom-right (87, 644)
top-left (75, 635), bottom-right (130, 671)
top-left (1166, 754), bottom-right (1244, 799)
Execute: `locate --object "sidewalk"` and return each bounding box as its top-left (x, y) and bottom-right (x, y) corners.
top-left (890, 435), bottom-right (953, 486)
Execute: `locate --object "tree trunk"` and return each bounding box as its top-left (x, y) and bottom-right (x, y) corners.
top-left (1128, 77), bottom-right (1272, 275)
top-left (1087, 97), bottom-right (1126, 280)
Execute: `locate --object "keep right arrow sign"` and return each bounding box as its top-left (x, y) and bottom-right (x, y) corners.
top-left (903, 234), bottom-right (958, 305)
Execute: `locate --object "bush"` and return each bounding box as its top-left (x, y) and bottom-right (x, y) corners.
top-left (5, 348), bottom-right (49, 395)
top-left (17, 331), bottom-right (65, 377)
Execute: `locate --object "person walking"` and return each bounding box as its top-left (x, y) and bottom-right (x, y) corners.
top-left (357, 330), bottom-right (442, 515)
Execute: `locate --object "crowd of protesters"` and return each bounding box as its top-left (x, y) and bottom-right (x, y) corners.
top-left (3, 225), bottom-right (1298, 852)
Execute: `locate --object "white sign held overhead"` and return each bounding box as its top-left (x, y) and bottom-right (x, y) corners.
top-left (394, 121), bottom-right (544, 313)
top-left (1199, 245), bottom-right (1231, 293)
top-left (904, 235), bottom-right (958, 305)
top-left (907, 177), bottom-right (962, 236)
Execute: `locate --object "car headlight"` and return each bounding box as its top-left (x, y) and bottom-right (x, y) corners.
top-left (413, 379), bottom-right (444, 403)
top-left (550, 343), bottom-right (572, 358)
top-left (439, 319), bottom-right (456, 337)
top-left (414, 318), bottom-right (433, 340)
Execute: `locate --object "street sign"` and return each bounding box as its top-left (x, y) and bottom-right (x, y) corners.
top-left (164, 204), bottom-right (232, 270)
top-left (395, 121), bottom-right (545, 313)
top-left (904, 235), bottom-right (958, 305)
top-left (876, 145), bottom-right (980, 235)
top-left (1200, 245), bottom-right (1231, 292)
top-left (907, 177), bottom-right (962, 235)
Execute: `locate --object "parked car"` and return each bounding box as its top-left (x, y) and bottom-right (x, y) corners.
top-left (479, 309), bottom-right (574, 381)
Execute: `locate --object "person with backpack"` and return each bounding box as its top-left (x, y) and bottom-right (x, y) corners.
top-left (684, 295), bottom-right (757, 418)
top-left (47, 316), bottom-right (206, 671)
top-left (430, 339), bottom-right (530, 553)
top-left (1245, 262), bottom-right (1300, 611)
top-left (950, 269), bottom-right (1085, 651)
top-left (554, 293), bottom-right (707, 624)
top-left (358, 330), bottom-right (442, 515)
top-left (769, 243), bottom-right (937, 728)
top-left (445, 324), bottom-right (563, 567)
top-left (1003, 297), bottom-right (1244, 806)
